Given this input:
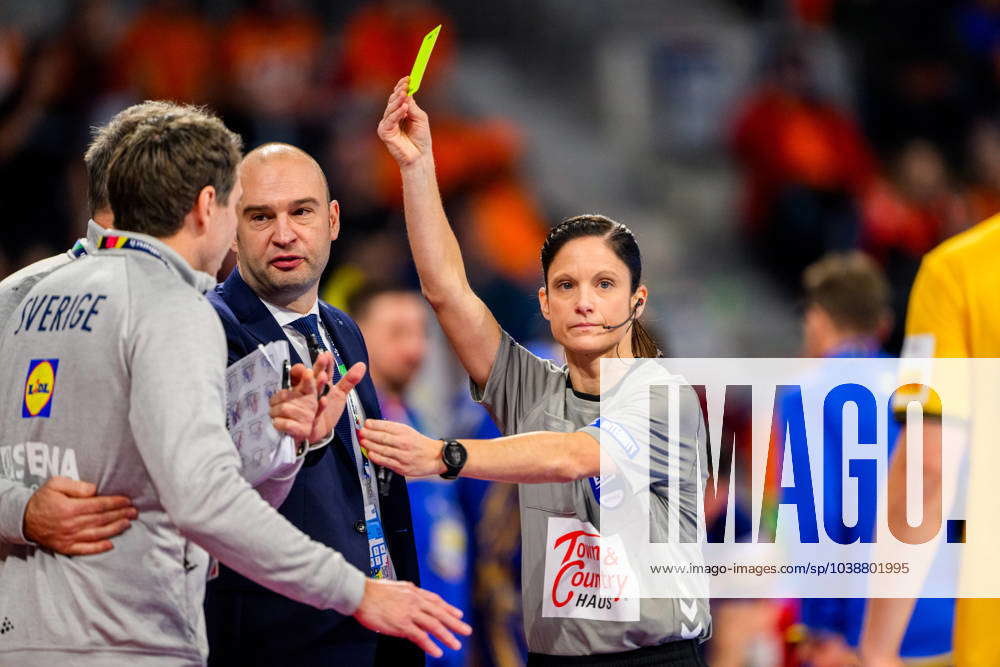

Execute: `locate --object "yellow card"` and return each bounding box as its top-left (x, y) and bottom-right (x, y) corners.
top-left (408, 24), bottom-right (442, 95)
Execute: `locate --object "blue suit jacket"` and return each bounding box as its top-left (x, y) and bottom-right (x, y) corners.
top-left (204, 268), bottom-right (421, 667)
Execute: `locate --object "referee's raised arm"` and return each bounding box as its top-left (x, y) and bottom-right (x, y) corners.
top-left (377, 77), bottom-right (500, 389)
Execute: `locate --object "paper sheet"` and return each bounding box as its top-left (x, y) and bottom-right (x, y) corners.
top-left (225, 340), bottom-right (299, 486)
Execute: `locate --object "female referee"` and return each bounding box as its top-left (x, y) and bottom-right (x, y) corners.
top-left (361, 77), bottom-right (709, 666)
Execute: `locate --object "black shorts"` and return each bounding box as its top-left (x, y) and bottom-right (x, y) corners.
top-left (527, 640), bottom-right (706, 667)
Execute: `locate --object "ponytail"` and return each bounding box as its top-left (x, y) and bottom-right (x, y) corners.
top-left (630, 319), bottom-right (662, 358)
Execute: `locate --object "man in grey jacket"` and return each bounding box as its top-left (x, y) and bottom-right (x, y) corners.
top-left (0, 101), bottom-right (181, 557)
top-left (0, 105), bottom-right (469, 665)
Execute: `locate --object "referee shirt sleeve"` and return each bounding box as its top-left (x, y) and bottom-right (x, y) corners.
top-left (471, 329), bottom-right (566, 435)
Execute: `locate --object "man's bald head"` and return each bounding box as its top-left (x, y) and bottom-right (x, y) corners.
top-left (241, 143), bottom-right (329, 202)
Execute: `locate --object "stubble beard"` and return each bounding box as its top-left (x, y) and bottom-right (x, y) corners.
top-left (250, 258), bottom-right (320, 304)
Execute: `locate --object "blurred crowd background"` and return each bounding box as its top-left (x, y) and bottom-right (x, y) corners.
top-left (3, 0), bottom-right (998, 664)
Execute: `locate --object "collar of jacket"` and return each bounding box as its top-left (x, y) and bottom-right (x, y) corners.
top-left (95, 228), bottom-right (218, 294)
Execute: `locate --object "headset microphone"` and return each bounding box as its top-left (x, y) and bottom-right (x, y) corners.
top-left (602, 298), bottom-right (644, 330)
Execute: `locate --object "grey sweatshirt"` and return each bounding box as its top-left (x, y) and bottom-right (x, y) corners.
top-left (0, 230), bottom-right (366, 666)
top-left (0, 220), bottom-right (103, 544)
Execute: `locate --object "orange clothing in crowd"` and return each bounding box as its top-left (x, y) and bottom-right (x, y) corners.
top-left (374, 116), bottom-right (521, 205)
top-left (0, 28), bottom-right (23, 97)
top-left (220, 11), bottom-right (323, 116)
top-left (862, 179), bottom-right (967, 259)
top-left (372, 114), bottom-right (543, 284)
top-left (341, 1), bottom-right (454, 94)
top-left (792, 0), bottom-right (836, 26)
top-left (114, 6), bottom-right (214, 103)
top-left (731, 86), bottom-right (878, 232)
top-left (964, 184), bottom-right (1000, 225)
top-left (468, 178), bottom-right (548, 282)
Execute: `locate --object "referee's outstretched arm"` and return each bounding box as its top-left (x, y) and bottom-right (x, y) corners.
top-left (377, 76), bottom-right (501, 389)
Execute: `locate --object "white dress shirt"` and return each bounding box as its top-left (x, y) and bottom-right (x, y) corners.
top-left (260, 298), bottom-right (335, 364)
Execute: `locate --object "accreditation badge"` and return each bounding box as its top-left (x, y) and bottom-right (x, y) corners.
top-left (541, 517), bottom-right (639, 622)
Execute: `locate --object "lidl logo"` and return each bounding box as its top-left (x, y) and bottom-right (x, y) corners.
top-left (22, 359), bottom-right (59, 418)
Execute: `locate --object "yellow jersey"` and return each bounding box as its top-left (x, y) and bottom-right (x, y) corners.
top-left (904, 214), bottom-right (1000, 358)
top-left (900, 214), bottom-right (1000, 665)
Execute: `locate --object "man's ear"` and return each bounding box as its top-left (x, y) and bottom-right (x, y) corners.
top-left (329, 200), bottom-right (340, 241)
top-left (192, 185), bottom-right (217, 235)
top-left (538, 286), bottom-right (550, 321)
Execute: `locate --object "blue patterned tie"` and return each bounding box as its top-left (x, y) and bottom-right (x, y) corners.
top-left (288, 314), bottom-right (354, 459)
top-left (288, 314), bottom-right (327, 362)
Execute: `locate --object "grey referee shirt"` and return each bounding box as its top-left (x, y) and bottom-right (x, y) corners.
top-left (472, 330), bottom-right (711, 656)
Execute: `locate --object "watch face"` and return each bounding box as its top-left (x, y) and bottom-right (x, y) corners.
top-left (444, 441), bottom-right (466, 467)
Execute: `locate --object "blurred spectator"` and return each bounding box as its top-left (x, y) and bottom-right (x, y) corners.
top-left (112, 0), bottom-right (215, 103)
top-left (791, 0), bottom-right (836, 27)
top-left (864, 140), bottom-right (968, 262)
top-left (321, 126), bottom-right (546, 345)
top-left (321, 228), bottom-right (413, 311)
top-left (0, 1), bottom-right (118, 269)
top-left (357, 80), bottom-right (546, 338)
top-left (730, 40), bottom-right (877, 289)
top-left (698, 385), bottom-right (787, 667)
top-left (339, 0), bottom-right (454, 97)
top-left (832, 0), bottom-right (969, 161)
top-left (861, 139), bottom-right (967, 351)
top-left (800, 251), bottom-right (892, 357)
top-left (964, 118), bottom-right (1000, 223)
top-left (0, 26), bottom-right (24, 102)
top-left (371, 114), bottom-right (522, 209)
top-left (219, 0), bottom-right (327, 149)
top-left (955, 0), bottom-right (1000, 115)
top-left (794, 252), bottom-right (955, 665)
top-left (348, 284), bottom-right (472, 667)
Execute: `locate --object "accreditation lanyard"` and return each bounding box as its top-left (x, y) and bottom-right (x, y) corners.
top-left (69, 238), bottom-right (88, 258)
top-left (326, 341), bottom-right (396, 580)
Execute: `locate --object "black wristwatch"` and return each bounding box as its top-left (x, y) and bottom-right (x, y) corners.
top-left (440, 439), bottom-right (468, 480)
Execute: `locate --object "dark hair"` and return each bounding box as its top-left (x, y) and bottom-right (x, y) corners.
top-left (540, 214), bottom-right (660, 357)
top-left (107, 107), bottom-right (243, 237)
top-left (84, 101), bottom-right (182, 216)
top-left (802, 251), bottom-right (890, 334)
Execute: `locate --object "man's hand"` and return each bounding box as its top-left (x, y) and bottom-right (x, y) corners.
top-left (23, 477), bottom-right (137, 555)
top-left (377, 76), bottom-right (432, 168)
top-left (359, 419), bottom-right (446, 477)
top-left (354, 578), bottom-right (471, 658)
top-left (308, 360), bottom-right (366, 444)
top-left (269, 361), bottom-right (326, 443)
